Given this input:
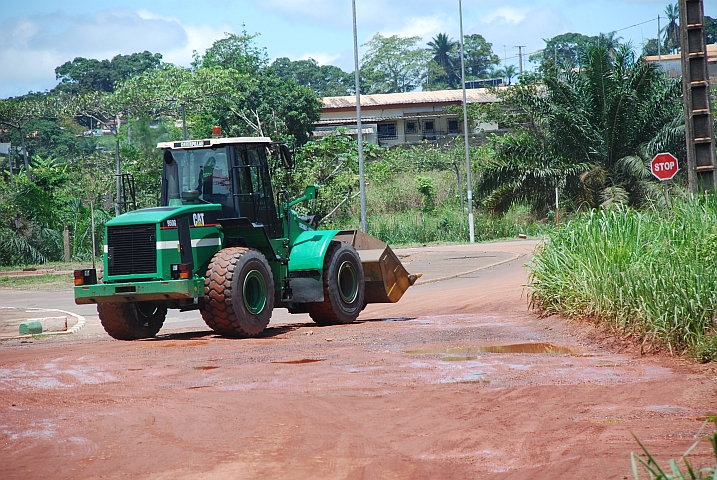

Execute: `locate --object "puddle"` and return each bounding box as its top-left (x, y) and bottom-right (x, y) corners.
top-left (271, 359), bottom-right (324, 364)
top-left (480, 343), bottom-right (577, 355)
top-left (405, 343), bottom-right (579, 356)
top-left (586, 418), bottom-right (624, 423)
top-left (382, 317), bottom-right (413, 322)
top-left (194, 366), bottom-right (220, 370)
top-left (441, 356), bottom-right (479, 362)
top-left (405, 347), bottom-right (480, 355)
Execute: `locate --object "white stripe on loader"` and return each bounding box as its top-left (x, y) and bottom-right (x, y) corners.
top-left (156, 238), bottom-right (222, 250)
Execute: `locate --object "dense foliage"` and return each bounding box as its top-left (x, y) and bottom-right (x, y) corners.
top-left (529, 198), bottom-right (717, 362)
top-left (476, 43), bottom-right (684, 216)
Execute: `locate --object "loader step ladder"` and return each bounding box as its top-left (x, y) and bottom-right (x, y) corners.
top-left (118, 173), bottom-right (137, 213)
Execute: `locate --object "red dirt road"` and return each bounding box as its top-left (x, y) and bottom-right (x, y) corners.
top-left (2, 241), bottom-right (716, 479)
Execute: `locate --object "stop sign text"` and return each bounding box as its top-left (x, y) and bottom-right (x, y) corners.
top-left (651, 153), bottom-right (679, 181)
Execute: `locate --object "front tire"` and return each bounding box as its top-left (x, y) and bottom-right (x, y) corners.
top-left (201, 247), bottom-right (274, 337)
top-left (97, 302), bottom-right (167, 340)
top-left (308, 241), bottom-right (365, 326)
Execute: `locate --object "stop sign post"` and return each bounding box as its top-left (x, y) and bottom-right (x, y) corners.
top-left (651, 152), bottom-right (678, 207)
top-left (651, 152), bottom-right (679, 181)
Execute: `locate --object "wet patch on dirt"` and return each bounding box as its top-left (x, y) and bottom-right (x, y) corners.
top-left (271, 359), bottom-right (325, 364)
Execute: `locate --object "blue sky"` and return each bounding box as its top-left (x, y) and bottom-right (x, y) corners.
top-left (1, 0), bottom-right (714, 98)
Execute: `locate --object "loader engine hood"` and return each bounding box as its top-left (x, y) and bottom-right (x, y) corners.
top-left (106, 204), bottom-right (222, 227)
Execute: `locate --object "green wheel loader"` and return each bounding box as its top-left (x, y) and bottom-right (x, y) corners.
top-left (74, 133), bottom-right (420, 340)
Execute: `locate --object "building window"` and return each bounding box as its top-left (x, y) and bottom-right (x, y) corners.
top-left (423, 120), bottom-right (435, 133)
top-left (448, 119), bottom-right (460, 133)
top-left (378, 122), bottom-right (397, 140)
top-left (405, 121), bottom-right (417, 134)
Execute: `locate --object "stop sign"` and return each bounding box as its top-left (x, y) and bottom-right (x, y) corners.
top-left (651, 152), bottom-right (679, 181)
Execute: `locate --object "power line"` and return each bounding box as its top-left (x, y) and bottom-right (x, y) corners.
top-left (493, 16), bottom-right (661, 65)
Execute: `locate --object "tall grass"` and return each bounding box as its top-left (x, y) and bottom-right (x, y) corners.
top-left (327, 206), bottom-right (548, 246)
top-left (529, 197), bottom-right (717, 360)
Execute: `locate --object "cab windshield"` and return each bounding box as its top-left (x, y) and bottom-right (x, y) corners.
top-left (160, 144), bottom-right (279, 235)
top-left (165, 147), bottom-right (231, 205)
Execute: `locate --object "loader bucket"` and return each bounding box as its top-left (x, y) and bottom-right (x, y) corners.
top-left (333, 230), bottom-right (421, 304)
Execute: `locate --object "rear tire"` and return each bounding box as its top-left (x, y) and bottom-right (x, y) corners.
top-left (308, 241), bottom-right (365, 326)
top-left (97, 302), bottom-right (167, 340)
top-left (201, 247), bottom-right (274, 337)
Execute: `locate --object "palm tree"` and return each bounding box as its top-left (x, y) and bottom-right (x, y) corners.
top-left (427, 33), bottom-right (459, 88)
top-left (664, 3), bottom-right (680, 54)
top-left (596, 31), bottom-right (623, 58)
top-left (478, 44), bottom-right (683, 215)
top-left (502, 65), bottom-right (518, 85)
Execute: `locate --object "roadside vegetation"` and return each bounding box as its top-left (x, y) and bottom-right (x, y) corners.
top-left (529, 197), bottom-right (717, 362)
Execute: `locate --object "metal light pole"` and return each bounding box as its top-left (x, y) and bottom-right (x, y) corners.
top-left (352, 0), bottom-right (367, 232)
top-left (459, 0), bottom-right (475, 243)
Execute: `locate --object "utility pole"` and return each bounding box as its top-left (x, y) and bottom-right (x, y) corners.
top-left (658, 14), bottom-right (662, 63)
top-left (352, 0), bottom-right (367, 232)
top-left (516, 46), bottom-right (526, 76)
top-left (459, 0), bottom-right (475, 243)
top-left (679, 0), bottom-right (716, 193)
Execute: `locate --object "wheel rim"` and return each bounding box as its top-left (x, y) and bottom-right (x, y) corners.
top-left (337, 260), bottom-right (358, 304)
top-left (243, 270), bottom-right (267, 315)
top-left (135, 303), bottom-right (158, 318)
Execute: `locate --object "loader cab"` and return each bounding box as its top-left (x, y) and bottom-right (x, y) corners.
top-left (159, 138), bottom-right (280, 237)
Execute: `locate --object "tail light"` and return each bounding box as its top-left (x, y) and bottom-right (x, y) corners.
top-left (74, 269), bottom-right (97, 286)
top-left (171, 264), bottom-right (192, 280)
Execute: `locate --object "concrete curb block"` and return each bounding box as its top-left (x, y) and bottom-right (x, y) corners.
top-left (1, 307), bottom-right (86, 340)
top-left (414, 252), bottom-right (525, 287)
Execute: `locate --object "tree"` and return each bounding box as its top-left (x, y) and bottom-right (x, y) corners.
top-left (477, 44), bottom-right (683, 215)
top-left (360, 34), bottom-right (430, 94)
top-left (54, 51), bottom-right (162, 94)
top-left (531, 32), bottom-right (596, 68)
top-left (596, 31), bottom-right (624, 58)
top-left (271, 58), bottom-right (353, 97)
top-left (463, 34), bottom-right (500, 80)
top-left (642, 38), bottom-right (660, 57)
top-left (663, 3), bottom-right (680, 54)
top-left (193, 33), bottom-right (321, 145)
top-left (192, 30), bottom-right (268, 75)
top-left (427, 33), bottom-right (459, 88)
top-left (113, 64), bottom-right (239, 122)
top-left (0, 96), bottom-right (57, 180)
top-left (11, 119), bottom-right (81, 160)
top-left (705, 15), bottom-right (716, 44)
top-left (502, 65), bottom-right (518, 85)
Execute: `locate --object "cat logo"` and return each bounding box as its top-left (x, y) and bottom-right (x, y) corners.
top-left (192, 213), bottom-right (205, 227)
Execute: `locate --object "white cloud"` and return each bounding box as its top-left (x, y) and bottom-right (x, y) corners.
top-left (0, 9), bottom-right (238, 98)
top-left (386, 15), bottom-right (452, 40)
top-left (482, 7), bottom-right (530, 25)
top-left (475, 7), bottom-right (572, 68)
top-left (298, 52), bottom-right (341, 66)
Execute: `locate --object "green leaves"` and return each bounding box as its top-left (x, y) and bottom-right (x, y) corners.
top-left (360, 34), bottom-right (430, 94)
top-left (478, 43), bottom-right (683, 216)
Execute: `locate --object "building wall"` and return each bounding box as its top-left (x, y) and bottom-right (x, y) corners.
top-left (316, 104), bottom-right (498, 146)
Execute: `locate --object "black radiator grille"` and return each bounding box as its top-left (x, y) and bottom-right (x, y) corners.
top-left (107, 224), bottom-right (157, 276)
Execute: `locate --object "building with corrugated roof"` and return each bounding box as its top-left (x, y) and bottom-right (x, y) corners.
top-left (644, 43), bottom-right (717, 81)
top-left (313, 89), bottom-right (501, 146)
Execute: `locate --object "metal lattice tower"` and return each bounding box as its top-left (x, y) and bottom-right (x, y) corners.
top-left (679, 0), bottom-right (716, 193)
